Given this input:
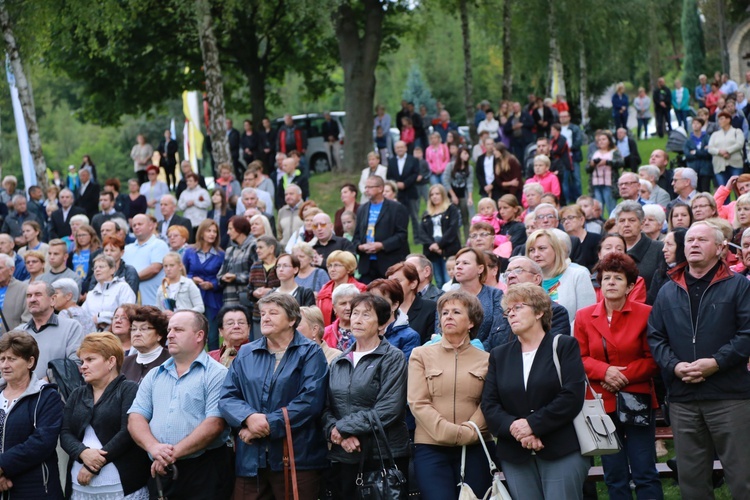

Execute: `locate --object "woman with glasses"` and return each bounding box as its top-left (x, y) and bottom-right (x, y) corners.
top-left (482, 283), bottom-right (588, 499)
top-left (218, 215), bottom-right (255, 306)
top-left (322, 284), bottom-right (362, 352)
top-left (292, 243), bottom-right (329, 296)
top-left (209, 305), bottom-right (251, 367)
top-left (248, 236), bottom-right (281, 340)
top-left (68, 224), bottom-right (101, 281)
top-left (272, 253), bottom-right (315, 307)
top-left (121, 306), bottom-right (170, 384)
top-left (560, 204), bottom-right (600, 271)
top-left (109, 304), bottom-right (136, 355)
top-left (317, 250), bottom-right (367, 327)
top-left (690, 192), bottom-right (718, 222)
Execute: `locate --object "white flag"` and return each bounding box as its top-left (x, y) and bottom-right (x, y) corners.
top-left (5, 55), bottom-right (36, 190)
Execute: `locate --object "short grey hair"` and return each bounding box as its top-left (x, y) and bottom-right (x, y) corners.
top-left (406, 253), bottom-right (432, 275)
top-left (618, 171), bottom-right (639, 184)
top-left (241, 187), bottom-right (258, 198)
top-left (638, 165), bottom-right (660, 181)
top-left (639, 179), bottom-right (653, 193)
top-left (534, 203), bottom-right (558, 219)
top-left (160, 194), bottom-right (177, 205)
top-left (93, 254), bottom-right (116, 269)
top-left (28, 281), bottom-right (56, 297)
top-left (70, 214), bottom-right (90, 226)
top-left (52, 278), bottom-right (80, 303)
top-left (0, 254), bottom-right (15, 268)
top-left (258, 292), bottom-right (301, 329)
top-left (523, 182), bottom-right (544, 196)
top-left (59, 188), bottom-right (74, 198)
top-left (508, 256), bottom-right (543, 276)
top-left (616, 200), bottom-right (645, 222)
top-left (642, 204), bottom-right (666, 225)
top-left (332, 283), bottom-right (361, 304)
top-left (11, 194), bottom-right (26, 204)
top-left (110, 217), bottom-right (129, 234)
top-left (688, 221), bottom-right (726, 246)
top-left (674, 168), bottom-right (698, 189)
top-left (284, 184), bottom-right (302, 195)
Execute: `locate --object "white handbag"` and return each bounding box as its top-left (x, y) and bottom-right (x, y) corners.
top-left (457, 421), bottom-right (512, 500)
top-left (551, 334), bottom-right (621, 457)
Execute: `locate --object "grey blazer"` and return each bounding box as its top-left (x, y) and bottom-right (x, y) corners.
top-left (1, 278), bottom-right (31, 333)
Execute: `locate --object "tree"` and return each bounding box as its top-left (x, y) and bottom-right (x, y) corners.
top-left (402, 63), bottom-right (436, 114)
top-left (547, 0), bottom-right (566, 99)
top-left (458, 0), bottom-right (475, 138)
top-left (502, 0), bottom-right (513, 99)
top-left (0, 0), bottom-right (47, 188)
top-left (681, 0), bottom-right (705, 89)
top-left (333, 0), bottom-right (403, 173)
top-left (195, 0), bottom-right (230, 165)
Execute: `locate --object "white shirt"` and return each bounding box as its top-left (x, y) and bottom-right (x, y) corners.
top-left (522, 348), bottom-right (538, 389)
top-left (353, 347), bottom-right (377, 368)
top-left (560, 125), bottom-right (573, 147)
top-left (483, 156), bottom-right (495, 185)
top-left (397, 155), bottom-right (406, 176)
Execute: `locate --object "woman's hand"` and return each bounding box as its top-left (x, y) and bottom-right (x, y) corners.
top-left (467, 198), bottom-right (474, 207)
top-left (508, 178), bottom-right (520, 187)
top-left (728, 175), bottom-right (739, 189)
top-left (330, 427), bottom-right (343, 445)
top-left (429, 243), bottom-right (441, 254)
top-left (0, 477), bottom-right (12, 491)
top-left (80, 448), bottom-right (107, 470)
top-left (603, 366), bottom-right (629, 390)
top-left (509, 418), bottom-right (533, 441)
top-left (200, 281), bottom-right (214, 290)
top-left (77, 467), bottom-right (94, 486)
top-left (451, 194), bottom-right (459, 205)
top-left (192, 276), bottom-right (204, 285)
top-left (340, 436), bottom-right (361, 453)
top-left (221, 273), bottom-right (236, 283)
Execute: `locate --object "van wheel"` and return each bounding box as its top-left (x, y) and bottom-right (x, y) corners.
top-left (312, 154), bottom-right (331, 174)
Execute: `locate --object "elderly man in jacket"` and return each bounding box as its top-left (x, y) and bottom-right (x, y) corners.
top-left (0, 254), bottom-right (30, 333)
top-left (648, 222), bottom-right (750, 499)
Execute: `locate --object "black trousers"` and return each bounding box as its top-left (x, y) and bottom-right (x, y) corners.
top-left (147, 445), bottom-right (233, 500)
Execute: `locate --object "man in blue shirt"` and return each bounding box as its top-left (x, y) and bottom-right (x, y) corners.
top-left (128, 310), bottom-right (231, 499)
top-left (123, 214), bottom-right (169, 306)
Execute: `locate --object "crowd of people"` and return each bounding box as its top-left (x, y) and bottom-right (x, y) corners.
top-left (0, 80), bottom-right (749, 500)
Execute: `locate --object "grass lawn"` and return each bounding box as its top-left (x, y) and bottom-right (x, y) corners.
top-left (309, 134), bottom-right (681, 249)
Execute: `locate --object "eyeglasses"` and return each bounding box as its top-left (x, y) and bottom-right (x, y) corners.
top-left (502, 268), bottom-right (534, 280)
top-left (312, 223), bottom-right (328, 229)
top-left (502, 303), bottom-right (530, 318)
top-left (469, 232), bottom-right (493, 239)
top-left (535, 214), bottom-right (557, 221)
top-left (112, 315), bottom-right (129, 321)
top-left (692, 204), bottom-right (711, 210)
top-left (223, 320), bottom-right (248, 327)
top-left (327, 262), bottom-right (345, 269)
top-left (131, 326), bottom-right (155, 333)
top-left (671, 177), bottom-right (685, 183)
top-left (617, 181), bottom-right (639, 187)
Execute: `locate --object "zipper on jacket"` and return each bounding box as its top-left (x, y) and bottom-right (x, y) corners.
top-left (678, 273), bottom-right (730, 361)
top-left (453, 350), bottom-right (458, 423)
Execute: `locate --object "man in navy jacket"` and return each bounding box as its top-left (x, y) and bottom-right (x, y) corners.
top-left (387, 140), bottom-right (424, 244)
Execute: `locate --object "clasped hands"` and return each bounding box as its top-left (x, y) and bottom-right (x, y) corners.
top-left (238, 413), bottom-right (270, 447)
top-left (601, 365), bottom-right (629, 393)
top-left (509, 418), bottom-right (543, 452)
top-left (330, 427), bottom-right (361, 454)
top-left (675, 358), bottom-right (719, 384)
top-left (78, 448), bottom-right (108, 484)
top-left (0, 469), bottom-right (12, 492)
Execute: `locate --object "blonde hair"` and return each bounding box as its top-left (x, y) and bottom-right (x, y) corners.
top-left (525, 229), bottom-right (568, 277)
top-left (735, 193), bottom-right (750, 227)
top-left (427, 184), bottom-right (451, 215)
top-left (299, 306), bottom-right (325, 341)
top-left (326, 250), bottom-right (358, 275)
top-left (477, 197), bottom-right (497, 213)
top-left (77, 332), bottom-right (125, 371)
top-left (162, 252), bottom-right (186, 276)
top-left (24, 250), bottom-right (46, 265)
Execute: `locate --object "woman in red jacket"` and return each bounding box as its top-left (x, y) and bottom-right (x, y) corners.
top-left (574, 252), bottom-right (663, 500)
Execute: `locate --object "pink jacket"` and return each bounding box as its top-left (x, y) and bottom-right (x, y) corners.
top-left (714, 185), bottom-right (736, 223)
top-left (425, 143), bottom-right (450, 175)
top-left (522, 171), bottom-right (561, 207)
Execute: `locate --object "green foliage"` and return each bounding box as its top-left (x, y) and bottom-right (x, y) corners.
top-left (681, 0), bottom-right (706, 89)
top-left (402, 63), bottom-right (437, 114)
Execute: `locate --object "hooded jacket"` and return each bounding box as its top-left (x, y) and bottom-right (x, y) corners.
top-left (0, 379), bottom-right (64, 499)
top-left (383, 312), bottom-right (421, 361)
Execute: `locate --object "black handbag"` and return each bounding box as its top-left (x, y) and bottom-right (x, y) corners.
top-left (355, 414), bottom-right (407, 500)
top-left (601, 337), bottom-right (651, 427)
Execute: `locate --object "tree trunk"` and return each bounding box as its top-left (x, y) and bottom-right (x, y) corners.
top-left (0, 0), bottom-right (47, 189)
top-left (579, 45), bottom-right (589, 127)
top-left (501, 0), bottom-right (513, 100)
top-left (717, 0), bottom-right (728, 73)
top-left (459, 0), bottom-right (475, 140)
top-left (547, 2), bottom-right (565, 99)
top-left (648, 6), bottom-right (661, 90)
top-left (334, 0), bottom-right (385, 173)
top-left (195, 0), bottom-right (230, 166)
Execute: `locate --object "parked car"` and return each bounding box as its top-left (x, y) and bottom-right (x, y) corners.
top-left (274, 112), bottom-right (345, 174)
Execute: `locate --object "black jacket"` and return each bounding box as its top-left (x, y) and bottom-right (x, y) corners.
top-left (157, 138), bottom-right (179, 169)
top-left (290, 285), bottom-right (316, 307)
top-left (475, 153), bottom-right (503, 200)
top-left (387, 155), bottom-right (420, 201)
top-left (648, 261), bottom-right (750, 403)
top-left (49, 206), bottom-right (86, 240)
top-left (627, 233), bottom-right (664, 290)
top-left (75, 181), bottom-right (101, 220)
top-left (157, 214), bottom-right (194, 242)
top-left (61, 375), bottom-right (150, 496)
top-left (420, 203), bottom-right (461, 260)
top-left (313, 236), bottom-right (357, 269)
top-left (407, 295), bottom-right (437, 344)
top-left (227, 128), bottom-right (241, 161)
top-left (481, 333), bottom-right (585, 464)
top-left (488, 303), bottom-right (571, 351)
top-left (500, 220), bottom-right (527, 252)
top-left (353, 199), bottom-right (409, 280)
top-left (323, 338), bottom-right (410, 464)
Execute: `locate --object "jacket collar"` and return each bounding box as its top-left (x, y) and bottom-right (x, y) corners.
top-left (337, 336), bottom-right (390, 362)
top-left (438, 333), bottom-right (473, 353)
top-left (627, 232), bottom-right (654, 262)
top-left (667, 259), bottom-right (733, 291)
top-left (251, 330), bottom-right (308, 353)
top-left (589, 298), bottom-right (633, 340)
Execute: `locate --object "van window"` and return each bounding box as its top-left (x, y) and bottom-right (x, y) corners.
top-left (308, 118), bottom-right (325, 139)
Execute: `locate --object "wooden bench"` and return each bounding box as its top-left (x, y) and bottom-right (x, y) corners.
top-left (584, 460), bottom-right (723, 483)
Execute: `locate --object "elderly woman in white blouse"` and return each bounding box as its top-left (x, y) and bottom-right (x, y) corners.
top-left (81, 255), bottom-right (136, 330)
top-left (177, 172), bottom-right (212, 229)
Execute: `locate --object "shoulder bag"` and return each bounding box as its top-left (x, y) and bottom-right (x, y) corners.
top-left (457, 421), bottom-right (511, 500)
top-left (601, 337), bottom-right (651, 427)
top-left (355, 413), bottom-right (408, 500)
top-left (282, 407), bottom-right (300, 500)
top-left (552, 334), bottom-right (621, 456)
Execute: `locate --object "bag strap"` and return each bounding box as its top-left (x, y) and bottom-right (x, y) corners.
top-left (281, 407), bottom-right (299, 500)
top-left (368, 413), bottom-right (399, 469)
top-left (460, 421), bottom-right (498, 481)
top-left (601, 336), bottom-right (610, 364)
top-left (552, 334), bottom-right (598, 400)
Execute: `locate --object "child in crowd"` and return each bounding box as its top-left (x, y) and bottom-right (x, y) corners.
top-left (471, 198), bottom-right (509, 250)
top-left (375, 125), bottom-right (389, 165)
top-left (340, 210), bottom-right (356, 241)
top-left (441, 255), bottom-right (457, 292)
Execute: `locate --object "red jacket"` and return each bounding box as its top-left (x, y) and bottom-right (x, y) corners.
top-left (278, 128), bottom-right (305, 154)
top-left (574, 298), bottom-right (659, 413)
top-left (316, 276), bottom-right (367, 327)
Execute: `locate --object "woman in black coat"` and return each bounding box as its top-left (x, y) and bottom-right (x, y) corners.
top-left (421, 184), bottom-right (461, 289)
top-left (61, 333), bottom-right (150, 498)
top-left (207, 188), bottom-right (232, 249)
top-left (481, 283), bottom-right (588, 499)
